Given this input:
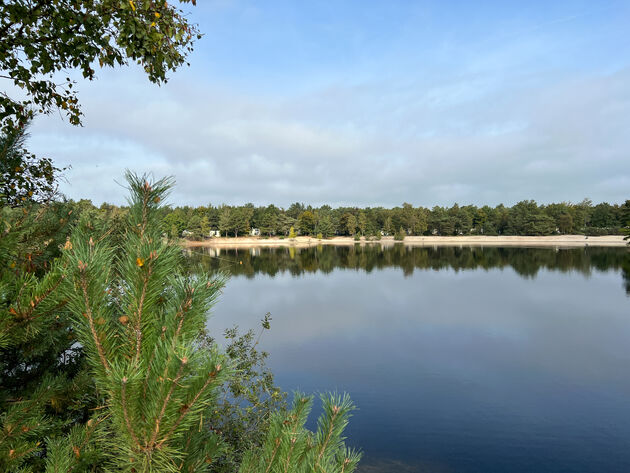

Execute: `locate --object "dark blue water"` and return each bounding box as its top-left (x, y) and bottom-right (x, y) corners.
top-left (197, 245), bottom-right (630, 472)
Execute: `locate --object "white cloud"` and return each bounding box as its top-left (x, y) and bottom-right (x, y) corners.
top-left (27, 59), bottom-right (630, 207)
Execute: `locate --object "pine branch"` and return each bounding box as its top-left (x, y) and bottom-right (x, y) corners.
top-left (156, 363), bottom-right (223, 448)
top-left (149, 356), bottom-right (187, 448)
top-left (315, 405), bottom-right (340, 470)
top-left (78, 265), bottom-right (109, 373)
top-left (120, 377), bottom-right (142, 449)
top-left (133, 263), bottom-right (151, 366)
top-left (264, 437), bottom-right (281, 473)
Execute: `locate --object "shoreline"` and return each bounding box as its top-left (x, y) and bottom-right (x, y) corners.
top-left (183, 235), bottom-right (628, 249)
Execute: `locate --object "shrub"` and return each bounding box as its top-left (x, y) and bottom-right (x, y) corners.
top-left (584, 226), bottom-right (622, 236)
top-left (394, 227), bottom-right (406, 241)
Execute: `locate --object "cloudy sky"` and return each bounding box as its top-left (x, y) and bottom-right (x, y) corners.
top-left (28, 0), bottom-right (630, 207)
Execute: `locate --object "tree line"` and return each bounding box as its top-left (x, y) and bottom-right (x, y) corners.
top-left (161, 199), bottom-right (629, 239)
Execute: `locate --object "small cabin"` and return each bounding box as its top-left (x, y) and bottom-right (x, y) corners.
top-left (250, 228), bottom-right (261, 236)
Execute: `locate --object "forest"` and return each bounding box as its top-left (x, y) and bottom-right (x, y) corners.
top-left (144, 199), bottom-right (627, 239)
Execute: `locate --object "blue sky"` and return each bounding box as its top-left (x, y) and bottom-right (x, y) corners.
top-left (29, 0), bottom-right (630, 207)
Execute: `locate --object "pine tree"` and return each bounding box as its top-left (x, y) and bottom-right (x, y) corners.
top-left (1, 122), bottom-right (64, 206)
top-left (54, 173), bottom-right (232, 471)
top-left (0, 200), bottom-right (95, 472)
top-left (239, 393), bottom-right (361, 473)
top-left (317, 215), bottom-right (334, 239)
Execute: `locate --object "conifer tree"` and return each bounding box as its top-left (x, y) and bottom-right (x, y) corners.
top-left (239, 393), bottom-right (361, 473)
top-left (0, 200), bottom-right (94, 472)
top-left (54, 173), bottom-right (232, 471)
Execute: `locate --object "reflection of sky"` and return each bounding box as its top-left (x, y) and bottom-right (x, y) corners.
top-left (208, 266), bottom-right (630, 472)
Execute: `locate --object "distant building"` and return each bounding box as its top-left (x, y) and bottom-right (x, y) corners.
top-left (250, 228), bottom-right (261, 236)
top-left (208, 230), bottom-right (221, 237)
top-left (181, 230), bottom-right (194, 237)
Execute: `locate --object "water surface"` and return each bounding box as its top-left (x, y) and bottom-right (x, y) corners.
top-left (190, 245), bottom-right (630, 473)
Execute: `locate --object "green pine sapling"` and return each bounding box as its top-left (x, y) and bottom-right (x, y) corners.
top-left (57, 173), bottom-right (231, 472)
top-left (239, 392), bottom-right (361, 473)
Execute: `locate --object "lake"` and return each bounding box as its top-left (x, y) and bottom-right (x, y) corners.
top-left (189, 244), bottom-right (630, 473)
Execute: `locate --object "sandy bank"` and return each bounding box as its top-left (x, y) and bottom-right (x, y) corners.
top-left (183, 235), bottom-right (628, 249)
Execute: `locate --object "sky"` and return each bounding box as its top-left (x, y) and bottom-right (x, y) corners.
top-left (27, 0), bottom-right (630, 208)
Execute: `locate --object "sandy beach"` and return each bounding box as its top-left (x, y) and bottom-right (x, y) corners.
top-left (183, 235), bottom-right (628, 249)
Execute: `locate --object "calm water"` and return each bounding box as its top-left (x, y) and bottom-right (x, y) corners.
top-left (189, 245), bottom-right (630, 473)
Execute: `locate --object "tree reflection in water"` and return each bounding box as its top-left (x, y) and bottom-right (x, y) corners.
top-left (186, 245), bottom-right (629, 294)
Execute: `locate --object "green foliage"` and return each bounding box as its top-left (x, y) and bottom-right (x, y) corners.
top-left (0, 201), bottom-right (96, 472)
top-left (238, 393), bottom-right (361, 473)
top-left (317, 233), bottom-right (323, 240)
top-left (56, 172), bottom-right (232, 471)
top-left (298, 211), bottom-right (316, 236)
top-left (358, 211), bottom-right (368, 236)
top-left (159, 199), bottom-right (628, 242)
top-left (232, 206), bottom-right (254, 238)
top-left (201, 313), bottom-right (287, 473)
top-left (1, 124), bottom-right (64, 206)
top-left (620, 200), bottom-right (630, 239)
top-left (286, 203), bottom-right (305, 220)
top-left (400, 202), bottom-right (427, 235)
top-left (507, 201), bottom-right (556, 235)
top-left (289, 226), bottom-right (297, 239)
top-left (383, 216), bottom-right (392, 236)
top-left (369, 230), bottom-right (382, 241)
top-left (344, 214), bottom-right (357, 236)
top-left (1, 0), bottom-right (201, 213)
top-left (260, 205), bottom-right (280, 237)
top-left (394, 227), bottom-right (406, 241)
top-left (317, 215), bottom-right (334, 238)
top-left (353, 233), bottom-right (360, 241)
top-left (277, 214), bottom-right (297, 236)
top-left (1, 0), bottom-right (201, 131)
top-left (216, 206), bottom-right (253, 238)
